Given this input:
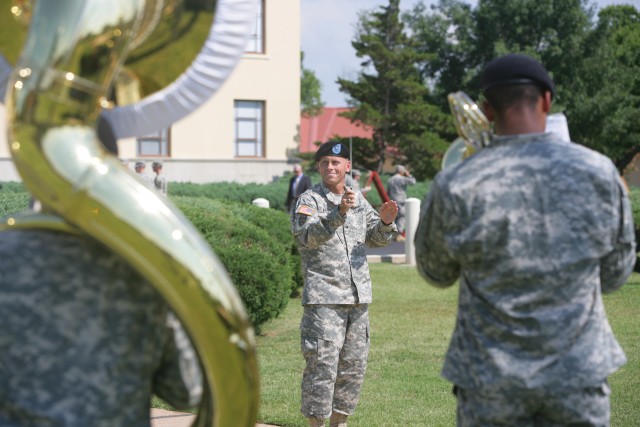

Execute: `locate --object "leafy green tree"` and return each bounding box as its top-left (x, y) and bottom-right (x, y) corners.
top-left (406, 0), bottom-right (594, 107)
top-left (337, 0), bottom-right (452, 179)
top-left (405, 0), bottom-right (640, 174)
top-left (473, 0), bottom-right (593, 102)
top-left (300, 51), bottom-right (324, 117)
top-left (564, 5), bottom-right (640, 172)
top-left (403, 0), bottom-right (477, 108)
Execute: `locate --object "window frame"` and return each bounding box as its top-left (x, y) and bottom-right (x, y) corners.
top-left (245, 0), bottom-right (265, 54)
top-left (234, 100), bottom-right (265, 158)
top-left (136, 127), bottom-right (171, 157)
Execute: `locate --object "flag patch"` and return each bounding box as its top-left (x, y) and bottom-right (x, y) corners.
top-left (296, 205), bottom-right (317, 216)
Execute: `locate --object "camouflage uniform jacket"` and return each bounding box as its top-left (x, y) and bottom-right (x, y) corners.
top-left (154, 174), bottom-right (168, 195)
top-left (292, 182), bottom-right (397, 305)
top-left (0, 229), bottom-right (202, 427)
top-left (415, 133), bottom-right (636, 391)
top-left (386, 174), bottom-right (416, 203)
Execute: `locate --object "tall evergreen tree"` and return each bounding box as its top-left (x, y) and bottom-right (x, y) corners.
top-left (338, 0), bottom-right (452, 179)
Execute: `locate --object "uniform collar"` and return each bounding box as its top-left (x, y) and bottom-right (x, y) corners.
top-left (490, 132), bottom-right (556, 147)
top-left (321, 182), bottom-right (344, 205)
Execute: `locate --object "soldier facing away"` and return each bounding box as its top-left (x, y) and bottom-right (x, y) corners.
top-left (414, 53), bottom-right (636, 426)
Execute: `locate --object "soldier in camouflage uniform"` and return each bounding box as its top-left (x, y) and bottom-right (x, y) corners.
top-left (386, 165), bottom-right (416, 239)
top-left (0, 229), bottom-right (202, 427)
top-left (152, 160), bottom-right (168, 196)
top-left (415, 54), bottom-right (636, 426)
top-left (292, 141), bottom-right (398, 427)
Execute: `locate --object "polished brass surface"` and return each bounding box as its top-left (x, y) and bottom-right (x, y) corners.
top-left (442, 91), bottom-right (492, 169)
top-left (120, 0), bottom-right (217, 102)
top-left (0, 1), bottom-right (259, 426)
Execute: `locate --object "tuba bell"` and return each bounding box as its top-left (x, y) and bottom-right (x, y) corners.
top-left (0, 0), bottom-right (259, 426)
top-left (442, 91), bottom-right (492, 169)
top-left (442, 91), bottom-right (573, 170)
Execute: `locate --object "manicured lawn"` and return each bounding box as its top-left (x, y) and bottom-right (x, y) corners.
top-left (256, 264), bottom-right (640, 426)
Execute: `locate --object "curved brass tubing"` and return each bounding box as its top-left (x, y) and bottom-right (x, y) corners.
top-left (442, 91), bottom-right (492, 169)
top-left (1, 1), bottom-right (259, 425)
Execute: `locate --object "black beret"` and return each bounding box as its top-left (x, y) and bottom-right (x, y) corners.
top-left (480, 54), bottom-right (555, 99)
top-left (315, 140), bottom-right (350, 161)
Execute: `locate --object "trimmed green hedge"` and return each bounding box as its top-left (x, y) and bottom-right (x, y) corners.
top-left (222, 199), bottom-right (303, 297)
top-left (172, 196), bottom-right (300, 331)
top-left (0, 181), bottom-right (26, 193)
top-left (0, 191), bottom-right (29, 216)
top-left (170, 177), bottom-right (292, 212)
top-left (630, 187), bottom-right (640, 228)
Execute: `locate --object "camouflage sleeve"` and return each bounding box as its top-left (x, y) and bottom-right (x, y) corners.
top-left (152, 312), bottom-right (203, 409)
top-left (414, 181), bottom-right (460, 287)
top-left (600, 175), bottom-right (636, 293)
top-left (292, 192), bottom-right (346, 249)
top-left (364, 196), bottom-right (398, 247)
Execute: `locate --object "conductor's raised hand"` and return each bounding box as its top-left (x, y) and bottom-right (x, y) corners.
top-left (379, 200), bottom-right (398, 225)
top-left (339, 187), bottom-right (357, 215)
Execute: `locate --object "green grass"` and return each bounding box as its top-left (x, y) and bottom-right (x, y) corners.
top-left (256, 265), bottom-right (640, 427)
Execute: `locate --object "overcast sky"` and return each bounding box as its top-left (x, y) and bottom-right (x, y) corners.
top-left (300, 0), bottom-right (640, 107)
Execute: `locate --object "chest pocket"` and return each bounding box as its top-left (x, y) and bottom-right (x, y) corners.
top-left (344, 206), bottom-right (366, 245)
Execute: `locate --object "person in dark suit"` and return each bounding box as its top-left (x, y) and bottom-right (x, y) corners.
top-left (286, 164), bottom-right (312, 212)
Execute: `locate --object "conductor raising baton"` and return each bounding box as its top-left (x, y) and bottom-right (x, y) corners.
top-left (291, 140), bottom-right (397, 427)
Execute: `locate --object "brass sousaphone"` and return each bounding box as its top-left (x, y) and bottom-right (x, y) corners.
top-left (0, 0), bottom-right (259, 425)
top-left (442, 91), bottom-right (492, 169)
top-left (442, 91), bottom-right (572, 169)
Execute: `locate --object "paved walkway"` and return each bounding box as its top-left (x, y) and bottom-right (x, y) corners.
top-left (366, 240), bottom-right (407, 264)
top-left (151, 409), bottom-right (275, 427)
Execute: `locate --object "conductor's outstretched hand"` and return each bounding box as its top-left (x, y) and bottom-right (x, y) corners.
top-left (379, 201), bottom-right (398, 225)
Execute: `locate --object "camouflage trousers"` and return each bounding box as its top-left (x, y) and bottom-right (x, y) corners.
top-left (300, 304), bottom-right (370, 419)
top-left (454, 380), bottom-right (611, 427)
top-left (394, 202), bottom-right (406, 234)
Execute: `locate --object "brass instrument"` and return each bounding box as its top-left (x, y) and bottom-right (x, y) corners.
top-left (0, 1), bottom-right (259, 426)
top-left (442, 91), bottom-right (492, 169)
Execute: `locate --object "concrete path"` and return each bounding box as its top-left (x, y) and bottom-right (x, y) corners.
top-left (366, 240), bottom-right (406, 264)
top-left (150, 408), bottom-right (275, 427)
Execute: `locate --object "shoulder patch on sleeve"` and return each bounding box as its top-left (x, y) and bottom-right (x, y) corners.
top-left (296, 205), bottom-right (317, 216)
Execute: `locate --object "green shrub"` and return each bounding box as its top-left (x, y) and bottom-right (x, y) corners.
top-left (0, 181), bottom-right (26, 193)
top-left (170, 179), bottom-right (292, 212)
top-left (172, 196), bottom-right (292, 331)
top-left (629, 187), bottom-right (640, 228)
top-left (224, 202), bottom-right (303, 296)
top-left (628, 187), bottom-right (640, 272)
top-left (0, 191), bottom-right (30, 216)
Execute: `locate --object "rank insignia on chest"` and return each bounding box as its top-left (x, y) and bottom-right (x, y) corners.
top-left (296, 205), bottom-right (317, 216)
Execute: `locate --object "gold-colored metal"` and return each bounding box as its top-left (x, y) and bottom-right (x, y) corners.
top-left (0, 1), bottom-right (259, 426)
top-left (442, 91), bottom-right (492, 169)
top-left (119, 0), bottom-right (218, 102)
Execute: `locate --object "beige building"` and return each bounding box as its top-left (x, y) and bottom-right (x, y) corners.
top-left (0, 0), bottom-right (300, 185)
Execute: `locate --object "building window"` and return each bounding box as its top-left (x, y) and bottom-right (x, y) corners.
top-left (245, 0), bottom-right (264, 53)
top-left (137, 128), bottom-right (170, 156)
top-left (235, 100), bottom-right (264, 157)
